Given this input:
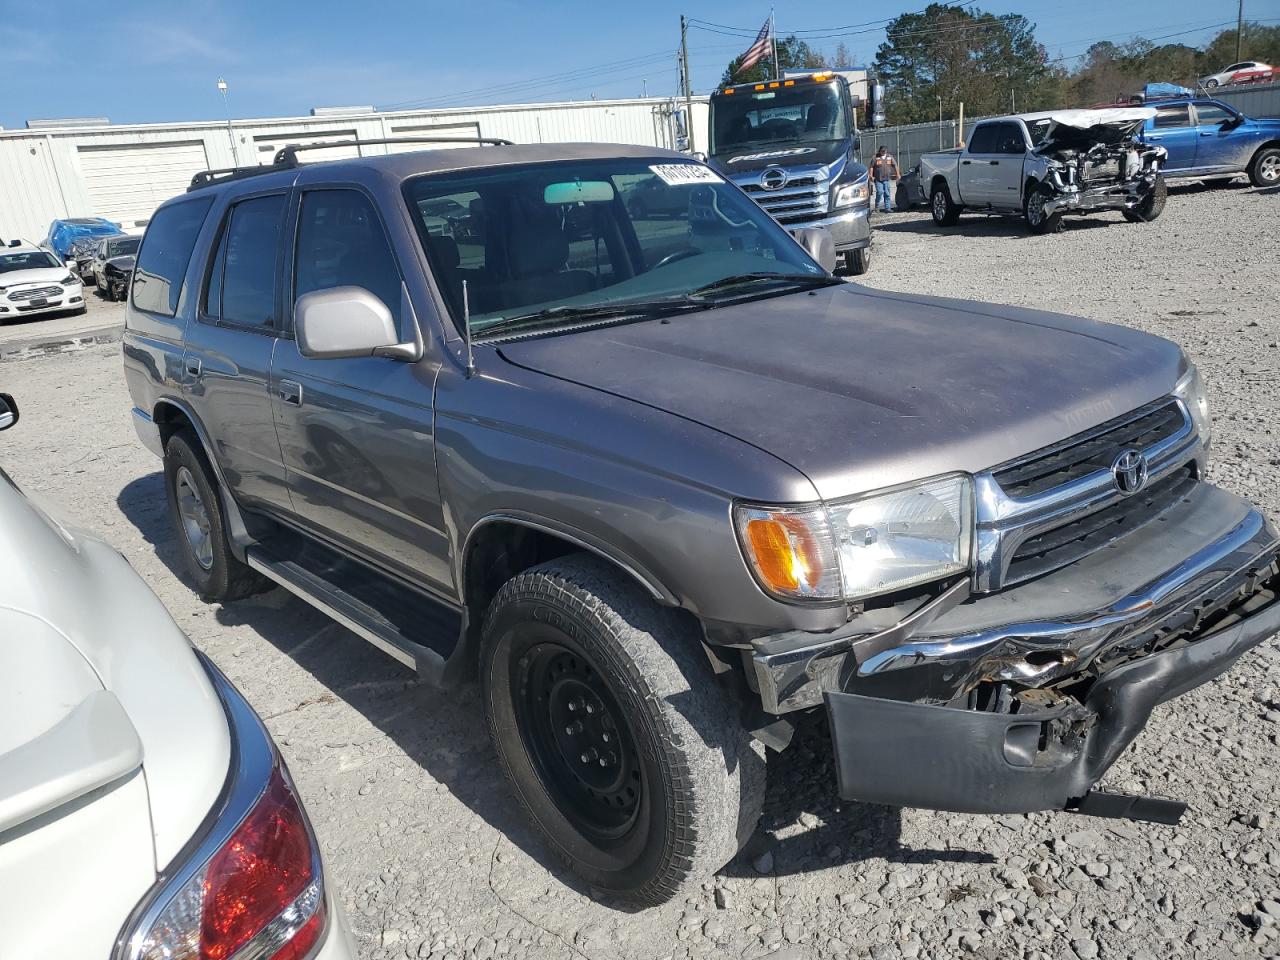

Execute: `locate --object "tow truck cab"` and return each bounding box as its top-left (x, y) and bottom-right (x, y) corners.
top-left (707, 72), bottom-right (873, 274)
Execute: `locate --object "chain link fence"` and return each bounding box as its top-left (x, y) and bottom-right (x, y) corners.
top-left (856, 117), bottom-right (994, 171)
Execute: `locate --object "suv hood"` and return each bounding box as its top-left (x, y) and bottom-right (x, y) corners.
top-left (0, 266), bottom-right (69, 288)
top-left (498, 283), bottom-right (1184, 500)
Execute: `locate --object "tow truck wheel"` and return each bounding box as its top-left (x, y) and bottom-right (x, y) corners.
top-left (1123, 176), bottom-right (1168, 223)
top-left (1024, 183), bottom-right (1064, 234)
top-left (930, 183), bottom-right (960, 226)
top-left (844, 247), bottom-right (871, 275)
top-left (480, 554), bottom-right (766, 906)
top-left (1249, 147), bottom-right (1280, 188)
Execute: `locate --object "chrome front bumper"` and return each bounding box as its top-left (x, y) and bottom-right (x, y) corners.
top-left (751, 482), bottom-right (1280, 714)
top-left (806, 205), bottom-right (871, 251)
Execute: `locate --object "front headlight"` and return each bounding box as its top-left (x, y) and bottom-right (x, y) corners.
top-left (832, 179), bottom-right (870, 209)
top-left (735, 474), bottom-right (974, 603)
top-left (1174, 363), bottom-right (1210, 448)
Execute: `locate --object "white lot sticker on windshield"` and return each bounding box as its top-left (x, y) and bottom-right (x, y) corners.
top-left (649, 164), bottom-right (722, 186)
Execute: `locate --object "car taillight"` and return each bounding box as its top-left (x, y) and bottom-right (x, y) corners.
top-left (129, 767), bottom-right (325, 960)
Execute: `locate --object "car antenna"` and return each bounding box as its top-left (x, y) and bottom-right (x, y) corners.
top-left (463, 280), bottom-right (475, 377)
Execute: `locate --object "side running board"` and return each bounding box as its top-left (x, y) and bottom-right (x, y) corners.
top-left (245, 539), bottom-right (462, 685)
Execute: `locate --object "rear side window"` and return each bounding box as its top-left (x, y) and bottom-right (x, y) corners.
top-left (132, 197), bottom-right (213, 316)
top-left (967, 124), bottom-right (997, 154)
top-left (1154, 106), bottom-right (1191, 128)
top-left (206, 194), bottom-right (287, 328)
top-left (293, 189), bottom-right (402, 325)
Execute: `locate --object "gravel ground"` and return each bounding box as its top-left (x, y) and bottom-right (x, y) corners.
top-left (1, 182), bottom-right (1278, 960)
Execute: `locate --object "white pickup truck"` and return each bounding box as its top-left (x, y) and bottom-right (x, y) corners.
top-left (919, 108), bottom-right (1168, 233)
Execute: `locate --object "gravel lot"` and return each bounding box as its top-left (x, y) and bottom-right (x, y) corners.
top-left (2, 182), bottom-right (1278, 960)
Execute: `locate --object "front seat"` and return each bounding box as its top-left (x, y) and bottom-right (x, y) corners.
top-left (497, 210), bottom-right (596, 310)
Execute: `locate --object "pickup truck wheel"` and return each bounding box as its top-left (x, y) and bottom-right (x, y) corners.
top-left (1249, 147), bottom-right (1280, 188)
top-left (1122, 176), bottom-right (1168, 223)
top-left (1024, 183), bottom-right (1064, 234)
top-left (930, 184), bottom-right (960, 226)
top-left (163, 430), bottom-right (268, 602)
top-left (481, 554), bottom-right (765, 905)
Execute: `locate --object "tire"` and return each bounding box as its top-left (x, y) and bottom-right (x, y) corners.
top-left (1249, 147), bottom-right (1280, 188)
top-left (163, 430), bottom-right (269, 602)
top-left (480, 554), bottom-right (766, 905)
top-left (1205, 78), bottom-right (1219, 88)
top-left (1123, 175), bottom-right (1168, 223)
top-left (930, 182), bottom-right (960, 226)
top-left (895, 183), bottom-right (911, 210)
top-left (1024, 182), bottom-right (1064, 234)
top-left (844, 246), bottom-right (871, 276)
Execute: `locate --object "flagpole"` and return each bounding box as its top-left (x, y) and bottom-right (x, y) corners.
top-left (771, 9), bottom-right (779, 81)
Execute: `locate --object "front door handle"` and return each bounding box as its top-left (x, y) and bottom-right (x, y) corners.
top-left (989, 160), bottom-right (999, 165)
top-left (278, 380), bottom-right (303, 406)
top-left (184, 357), bottom-right (202, 378)
top-left (1147, 135), bottom-right (1163, 140)
top-left (961, 159), bottom-right (971, 165)
top-left (1199, 132), bottom-right (1214, 137)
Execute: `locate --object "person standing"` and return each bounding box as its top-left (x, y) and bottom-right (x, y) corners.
top-left (870, 146), bottom-right (899, 214)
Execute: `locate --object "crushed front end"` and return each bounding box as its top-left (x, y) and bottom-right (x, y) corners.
top-left (1031, 108), bottom-right (1168, 220)
top-left (748, 394), bottom-right (1280, 821)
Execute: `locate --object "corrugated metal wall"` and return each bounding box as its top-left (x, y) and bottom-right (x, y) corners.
top-left (1211, 81), bottom-right (1280, 119)
top-left (0, 97), bottom-right (702, 243)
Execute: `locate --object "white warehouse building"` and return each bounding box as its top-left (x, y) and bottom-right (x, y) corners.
top-left (0, 97), bottom-right (710, 244)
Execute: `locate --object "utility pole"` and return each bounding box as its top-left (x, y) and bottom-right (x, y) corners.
top-left (937, 96), bottom-right (943, 149)
top-left (216, 77), bottom-right (238, 167)
top-left (680, 15), bottom-right (695, 152)
top-left (1235, 0), bottom-right (1244, 63)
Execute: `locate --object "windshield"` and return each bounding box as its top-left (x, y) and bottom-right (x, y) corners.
top-left (405, 158), bottom-right (824, 336)
top-left (107, 236), bottom-right (140, 258)
top-left (711, 81), bottom-right (849, 155)
top-left (0, 251), bottom-right (60, 274)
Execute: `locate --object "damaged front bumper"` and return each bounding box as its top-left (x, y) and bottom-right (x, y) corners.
top-left (750, 482), bottom-right (1280, 815)
top-left (1043, 171), bottom-right (1161, 217)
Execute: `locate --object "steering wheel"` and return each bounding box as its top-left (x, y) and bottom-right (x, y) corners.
top-left (653, 247), bottom-right (703, 269)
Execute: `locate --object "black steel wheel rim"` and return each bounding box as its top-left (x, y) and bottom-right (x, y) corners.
top-left (512, 640), bottom-right (643, 842)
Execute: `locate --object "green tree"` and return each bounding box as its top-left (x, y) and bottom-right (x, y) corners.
top-left (720, 34), bottom-right (827, 86)
top-left (872, 3), bottom-right (1056, 123)
top-left (832, 42), bottom-right (854, 70)
top-left (1197, 23), bottom-right (1280, 75)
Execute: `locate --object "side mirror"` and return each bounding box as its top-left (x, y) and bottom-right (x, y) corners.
top-left (295, 286), bottom-right (402, 360)
top-left (790, 227), bottom-right (838, 273)
top-left (0, 393), bottom-right (19, 432)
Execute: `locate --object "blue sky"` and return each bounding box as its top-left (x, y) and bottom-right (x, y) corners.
top-left (0, 0), bottom-right (1249, 128)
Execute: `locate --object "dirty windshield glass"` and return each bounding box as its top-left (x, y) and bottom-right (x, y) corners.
top-left (107, 236), bottom-right (140, 258)
top-left (711, 82), bottom-right (848, 154)
top-left (405, 158), bottom-right (825, 336)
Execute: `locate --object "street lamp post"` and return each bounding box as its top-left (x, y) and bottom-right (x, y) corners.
top-left (217, 77), bottom-right (239, 167)
top-left (937, 96), bottom-right (943, 149)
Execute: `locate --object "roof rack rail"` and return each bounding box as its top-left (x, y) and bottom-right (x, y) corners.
top-left (188, 161), bottom-right (296, 192)
top-left (272, 136), bottom-right (514, 165)
top-left (187, 136), bottom-right (514, 193)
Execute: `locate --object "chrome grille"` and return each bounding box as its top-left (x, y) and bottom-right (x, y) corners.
top-left (736, 174), bottom-right (829, 223)
top-left (993, 400), bottom-right (1186, 499)
top-left (974, 398), bottom-right (1201, 592)
top-left (8, 285), bottom-right (62, 302)
top-left (1004, 465), bottom-right (1198, 586)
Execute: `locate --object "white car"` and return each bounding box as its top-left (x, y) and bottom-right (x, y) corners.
top-left (0, 392), bottom-right (355, 960)
top-left (1201, 61), bottom-right (1274, 88)
top-left (0, 245), bottom-right (85, 320)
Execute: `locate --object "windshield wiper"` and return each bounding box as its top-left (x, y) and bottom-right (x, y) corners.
top-left (687, 272), bottom-right (842, 299)
top-left (473, 298), bottom-right (706, 339)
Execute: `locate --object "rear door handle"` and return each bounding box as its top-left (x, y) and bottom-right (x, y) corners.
top-left (1199, 132), bottom-right (1214, 137)
top-left (278, 380), bottom-right (303, 406)
top-left (989, 160), bottom-right (999, 165)
top-left (1147, 135), bottom-right (1163, 141)
top-left (961, 159), bottom-right (971, 165)
top-left (184, 357), bottom-right (202, 378)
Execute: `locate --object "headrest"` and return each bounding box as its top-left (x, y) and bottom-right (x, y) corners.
top-left (427, 235), bottom-right (460, 269)
top-left (508, 209), bottom-right (568, 278)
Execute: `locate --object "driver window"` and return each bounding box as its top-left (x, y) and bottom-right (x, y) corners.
top-left (294, 189), bottom-right (402, 328)
top-left (1194, 104), bottom-right (1232, 126)
top-left (996, 124), bottom-right (1025, 155)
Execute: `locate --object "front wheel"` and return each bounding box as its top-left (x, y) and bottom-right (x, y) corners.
top-left (1205, 78), bottom-right (1219, 88)
top-left (1249, 147), bottom-right (1280, 188)
top-left (843, 246), bottom-right (871, 276)
top-left (1123, 176), bottom-right (1168, 223)
top-left (1024, 182), bottom-right (1064, 234)
top-left (481, 555), bottom-right (765, 905)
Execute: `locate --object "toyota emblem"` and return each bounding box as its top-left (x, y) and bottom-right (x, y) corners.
top-left (1111, 449), bottom-right (1150, 495)
top-left (759, 167), bottom-right (788, 190)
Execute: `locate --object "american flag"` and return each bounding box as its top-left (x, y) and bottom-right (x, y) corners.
top-left (734, 18), bottom-right (773, 76)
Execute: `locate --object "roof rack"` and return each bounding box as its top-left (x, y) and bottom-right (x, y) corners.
top-left (187, 136), bottom-right (514, 192)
